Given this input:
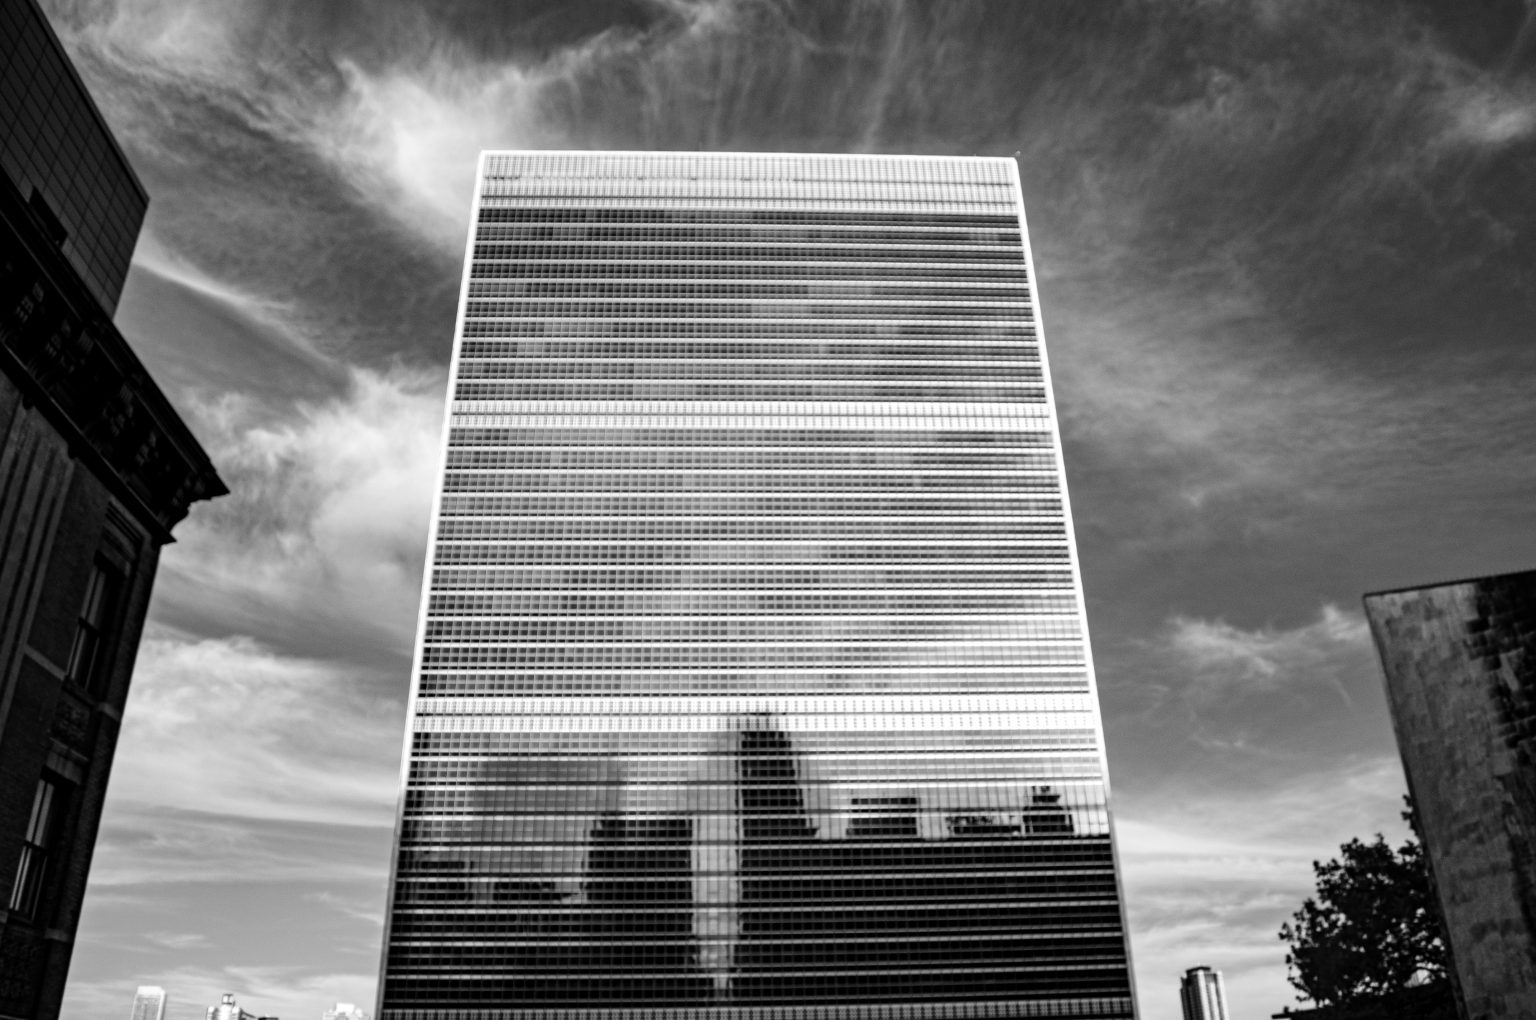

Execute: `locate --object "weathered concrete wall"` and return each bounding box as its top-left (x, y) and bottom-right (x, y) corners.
top-left (1365, 571), bottom-right (1536, 1020)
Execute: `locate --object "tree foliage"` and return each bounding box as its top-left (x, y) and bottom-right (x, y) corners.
top-left (1278, 801), bottom-right (1448, 1008)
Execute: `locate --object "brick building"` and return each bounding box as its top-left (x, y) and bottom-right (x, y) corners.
top-left (0, 0), bottom-right (225, 1016)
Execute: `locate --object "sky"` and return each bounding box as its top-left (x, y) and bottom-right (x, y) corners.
top-left (36, 1), bottom-right (1536, 1018)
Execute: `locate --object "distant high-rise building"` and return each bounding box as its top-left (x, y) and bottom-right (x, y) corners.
top-left (0, 2), bottom-right (225, 1018)
top-left (1365, 568), bottom-right (1536, 1019)
top-left (324, 1004), bottom-right (368, 1020)
top-left (1180, 966), bottom-right (1228, 1020)
top-left (377, 151), bottom-right (1136, 1020)
top-left (131, 986), bottom-right (168, 1020)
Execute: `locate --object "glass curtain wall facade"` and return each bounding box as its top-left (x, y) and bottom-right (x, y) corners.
top-left (380, 152), bottom-right (1135, 1020)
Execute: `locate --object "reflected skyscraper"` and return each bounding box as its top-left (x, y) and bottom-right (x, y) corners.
top-left (380, 151), bottom-right (1136, 1019)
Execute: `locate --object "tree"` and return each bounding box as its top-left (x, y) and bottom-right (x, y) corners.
top-left (1278, 799), bottom-right (1450, 1012)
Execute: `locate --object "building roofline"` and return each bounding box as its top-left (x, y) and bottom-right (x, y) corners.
top-left (477, 148), bottom-right (1018, 164)
top-left (1363, 566), bottom-right (1536, 600)
top-left (1, 178), bottom-right (225, 542)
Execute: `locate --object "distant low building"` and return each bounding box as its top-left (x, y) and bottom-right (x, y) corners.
top-left (1364, 568), bottom-right (1536, 1019)
top-left (324, 1004), bottom-right (368, 1020)
top-left (207, 993), bottom-right (276, 1020)
top-left (1181, 966), bottom-right (1228, 1020)
top-left (131, 986), bottom-right (167, 1020)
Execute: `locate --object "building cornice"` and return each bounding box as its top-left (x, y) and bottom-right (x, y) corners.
top-left (0, 178), bottom-right (226, 544)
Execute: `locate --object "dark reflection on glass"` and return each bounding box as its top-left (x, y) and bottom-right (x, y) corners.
top-left (582, 815), bottom-right (712, 1002)
top-left (386, 721), bottom-right (1131, 1011)
top-left (731, 722), bottom-right (1128, 1006)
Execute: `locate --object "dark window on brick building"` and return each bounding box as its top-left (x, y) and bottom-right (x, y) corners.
top-left (8, 775), bottom-right (63, 918)
top-left (64, 557), bottom-right (119, 694)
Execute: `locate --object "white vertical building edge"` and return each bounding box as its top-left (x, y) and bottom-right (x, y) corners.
top-left (1009, 155), bottom-right (1141, 1019)
top-left (374, 150), bottom-right (489, 1020)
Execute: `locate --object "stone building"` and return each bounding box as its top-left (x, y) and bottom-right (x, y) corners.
top-left (0, 0), bottom-right (225, 1016)
top-left (1364, 568), bottom-right (1536, 1020)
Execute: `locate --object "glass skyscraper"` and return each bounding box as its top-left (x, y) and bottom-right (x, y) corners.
top-left (380, 152), bottom-right (1136, 1020)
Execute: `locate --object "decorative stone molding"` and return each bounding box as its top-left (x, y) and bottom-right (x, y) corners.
top-left (0, 179), bottom-right (225, 541)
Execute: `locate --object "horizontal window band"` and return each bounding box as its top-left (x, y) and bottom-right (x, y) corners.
top-left (472, 247), bottom-right (1026, 262)
top-left (468, 269), bottom-right (1034, 284)
top-left (412, 677), bottom-right (1091, 688)
top-left (475, 196), bottom-right (1020, 214)
top-left (441, 453), bottom-right (1059, 469)
top-left (388, 925), bottom-right (1121, 939)
top-left (405, 692), bottom-right (1095, 711)
top-left (469, 263), bottom-right (1036, 281)
top-left (414, 690), bottom-right (1094, 701)
top-left (474, 228), bottom-right (1023, 245)
top-left (464, 282), bottom-right (1030, 296)
top-left (427, 567), bottom-right (1073, 580)
top-left (438, 477), bottom-right (1059, 494)
top-left (431, 536), bottom-right (1070, 547)
top-left (436, 494), bottom-right (1056, 506)
top-left (421, 626), bottom-right (1082, 641)
top-left (454, 365), bottom-right (1046, 380)
top-left (456, 346), bottom-right (1041, 361)
top-left (471, 240), bottom-right (1025, 251)
top-left (430, 535), bottom-right (1070, 547)
top-left (439, 468), bottom-right (1057, 479)
top-left (460, 321), bottom-right (1035, 338)
top-left (450, 386), bottom-right (1049, 404)
top-left (449, 399), bottom-right (1051, 414)
top-left (428, 554), bottom-right (1071, 568)
top-left (414, 721), bottom-right (1099, 737)
top-left (476, 209), bottom-right (1021, 227)
top-left (375, 1001), bottom-right (1134, 1018)
top-left (444, 430), bottom-right (1056, 446)
top-left (402, 736), bottom-right (1103, 750)
top-left (464, 307), bottom-right (1033, 323)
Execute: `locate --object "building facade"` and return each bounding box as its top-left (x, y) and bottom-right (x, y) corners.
top-left (1179, 967), bottom-right (1227, 1020)
top-left (379, 151), bottom-right (1136, 1019)
top-left (130, 987), bottom-right (167, 1020)
top-left (0, 2), bottom-right (225, 1018)
top-left (1364, 569), bottom-right (1536, 1019)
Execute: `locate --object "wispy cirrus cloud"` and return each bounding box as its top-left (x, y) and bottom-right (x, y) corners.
top-left (1158, 604), bottom-right (1370, 701)
top-left (88, 803), bottom-right (389, 888)
top-left (108, 627), bottom-right (403, 826)
top-left (155, 364), bottom-right (444, 663)
top-left (1099, 603), bottom-right (1385, 772)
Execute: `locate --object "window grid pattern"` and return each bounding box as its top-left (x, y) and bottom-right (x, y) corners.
top-left (382, 153), bottom-right (1133, 1020)
top-left (0, 0), bottom-right (147, 312)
